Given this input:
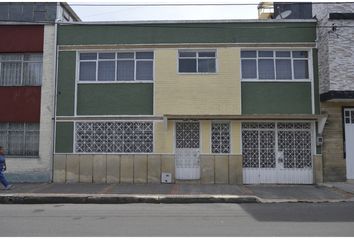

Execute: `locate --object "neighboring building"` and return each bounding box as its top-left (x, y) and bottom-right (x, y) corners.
top-left (53, 19), bottom-right (322, 184)
top-left (313, 3), bottom-right (354, 181)
top-left (0, 2), bottom-right (80, 182)
top-left (258, 1), bottom-right (354, 182)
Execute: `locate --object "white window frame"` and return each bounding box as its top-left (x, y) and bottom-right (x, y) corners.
top-left (240, 49), bottom-right (311, 82)
top-left (177, 49), bottom-right (218, 74)
top-left (78, 51), bottom-right (154, 83)
top-left (0, 123), bottom-right (40, 157)
top-left (0, 53), bottom-right (43, 86)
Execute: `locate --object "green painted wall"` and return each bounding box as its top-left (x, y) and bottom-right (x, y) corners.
top-left (55, 122), bottom-right (73, 153)
top-left (242, 82), bottom-right (312, 114)
top-left (312, 48), bottom-right (320, 115)
top-left (58, 22), bottom-right (316, 45)
top-left (57, 51), bottom-right (76, 116)
top-left (77, 83), bottom-right (153, 115)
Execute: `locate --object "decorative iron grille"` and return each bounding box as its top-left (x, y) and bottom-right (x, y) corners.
top-left (242, 122), bottom-right (312, 169)
top-left (75, 121), bottom-right (153, 153)
top-left (211, 122), bottom-right (230, 154)
top-left (176, 122), bottom-right (199, 149)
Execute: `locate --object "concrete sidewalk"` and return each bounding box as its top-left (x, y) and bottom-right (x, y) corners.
top-left (1, 183), bottom-right (354, 204)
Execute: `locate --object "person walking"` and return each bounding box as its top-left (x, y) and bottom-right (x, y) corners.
top-left (0, 146), bottom-right (13, 190)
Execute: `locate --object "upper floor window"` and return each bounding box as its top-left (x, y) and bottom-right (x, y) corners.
top-left (241, 50), bottom-right (309, 81)
top-left (178, 50), bottom-right (216, 73)
top-left (79, 51), bottom-right (154, 82)
top-left (0, 53), bottom-right (42, 86)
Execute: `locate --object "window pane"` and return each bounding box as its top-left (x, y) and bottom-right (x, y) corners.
top-left (8, 130), bottom-right (24, 155)
top-left (276, 59), bottom-right (292, 79)
top-left (117, 52), bottom-right (134, 59)
top-left (294, 60), bottom-right (309, 79)
top-left (179, 59), bottom-right (196, 72)
top-left (25, 131), bottom-right (39, 156)
top-left (0, 131), bottom-right (7, 154)
top-left (99, 53), bottom-right (115, 59)
top-left (24, 54), bottom-right (42, 61)
top-left (292, 51), bottom-right (308, 58)
top-left (80, 53), bottom-right (97, 60)
top-left (198, 59), bottom-right (216, 73)
top-left (1, 62), bottom-right (22, 86)
top-left (117, 60), bottom-right (134, 80)
top-left (0, 123), bottom-right (8, 130)
top-left (136, 61), bottom-right (153, 80)
top-left (1, 54), bottom-right (22, 61)
top-left (136, 52), bottom-right (153, 59)
top-left (98, 61), bottom-right (115, 81)
top-left (9, 123), bottom-right (24, 130)
top-left (241, 59), bottom-right (257, 79)
top-left (198, 51), bottom-right (215, 57)
top-left (258, 59), bottom-right (275, 79)
top-left (258, 51), bottom-right (273, 57)
top-left (26, 123), bottom-right (39, 131)
top-left (79, 62), bottom-right (96, 81)
top-left (23, 62), bottom-right (42, 86)
top-left (241, 51), bottom-right (256, 58)
top-left (179, 52), bottom-right (196, 58)
top-left (276, 51), bottom-right (291, 57)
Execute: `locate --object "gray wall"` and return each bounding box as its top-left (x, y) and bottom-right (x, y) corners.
top-left (313, 3), bottom-right (354, 93)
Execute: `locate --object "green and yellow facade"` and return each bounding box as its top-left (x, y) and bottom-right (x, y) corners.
top-left (53, 20), bottom-right (323, 184)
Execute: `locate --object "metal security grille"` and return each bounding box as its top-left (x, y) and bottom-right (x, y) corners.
top-left (242, 122), bottom-right (275, 168)
top-left (75, 121), bottom-right (153, 153)
top-left (277, 122), bottom-right (312, 168)
top-left (0, 123), bottom-right (39, 156)
top-left (211, 122), bottom-right (230, 154)
top-left (242, 122), bottom-right (312, 169)
top-left (176, 122), bottom-right (199, 149)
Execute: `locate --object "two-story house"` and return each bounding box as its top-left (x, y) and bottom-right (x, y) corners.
top-left (0, 2), bottom-right (80, 182)
top-left (53, 19), bottom-right (322, 184)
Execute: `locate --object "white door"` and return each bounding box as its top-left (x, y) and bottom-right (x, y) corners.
top-left (242, 122), bottom-right (313, 184)
top-left (175, 121), bottom-right (200, 180)
top-left (344, 109), bottom-right (354, 180)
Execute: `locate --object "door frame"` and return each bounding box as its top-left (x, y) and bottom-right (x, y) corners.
top-left (241, 120), bottom-right (316, 184)
top-left (343, 107), bottom-right (354, 179)
top-left (174, 120), bottom-right (201, 180)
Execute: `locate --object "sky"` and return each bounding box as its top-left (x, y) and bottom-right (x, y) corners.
top-left (68, 1), bottom-right (261, 21)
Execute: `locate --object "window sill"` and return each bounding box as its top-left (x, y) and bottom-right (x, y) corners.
top-left (177, 72), bottom-right (218, 75)
top-left (6, 156), bottom-right (39, 159)
top-left (78, 81), bottom-right (153, 84)
top-left (241, 79), bottom-right (311, 82)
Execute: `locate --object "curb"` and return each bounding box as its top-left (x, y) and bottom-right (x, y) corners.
top-left (0, 194), bottom-right (260, 204)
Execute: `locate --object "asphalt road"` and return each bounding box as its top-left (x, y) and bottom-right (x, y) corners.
top-left (0, 202), bottom-right (354, 236)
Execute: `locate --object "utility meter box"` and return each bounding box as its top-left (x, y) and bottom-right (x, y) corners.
top-left (161, 172), bottom-right (172, 183)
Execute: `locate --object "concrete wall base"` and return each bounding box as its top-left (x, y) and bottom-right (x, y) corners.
top-left (53, 154), bottom-right (243, 184)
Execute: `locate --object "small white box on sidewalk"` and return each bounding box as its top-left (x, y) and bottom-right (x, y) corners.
top-left (161, 172), bottom-right (172, 183)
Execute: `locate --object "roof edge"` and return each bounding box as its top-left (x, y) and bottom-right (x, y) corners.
top-left (60, 2), bottom-right (81, 22)
top-left (58, 18), bottom-right (317, 25)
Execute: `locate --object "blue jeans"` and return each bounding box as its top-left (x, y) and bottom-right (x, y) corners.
top-left (0, 170), bottom-right (9, 188)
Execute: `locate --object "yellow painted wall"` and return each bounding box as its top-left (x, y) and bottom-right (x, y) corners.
top-left (154, 48), bottom-right (241, 115)
top-left (154, 120), bottom-right (241, 154)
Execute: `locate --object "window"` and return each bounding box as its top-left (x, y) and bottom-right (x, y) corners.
top-left (211, 122), bottom-right (230, 154)
top-left (0, 53), bottom-right (43, 86)
top-left (79, 51), bottom-right (154, 82)
top-left (75, 121), bottom-right (153, 153)
top-left (0, 123), bottom-right (39, 156)
top-left (178, 50), bottom-right (216, 73)
top-left (241, 50), bottom-right (310, 81)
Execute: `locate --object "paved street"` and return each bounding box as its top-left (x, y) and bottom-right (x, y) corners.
top-left (0, 202), bottom-right (354, 236)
